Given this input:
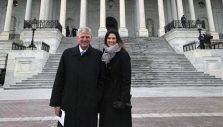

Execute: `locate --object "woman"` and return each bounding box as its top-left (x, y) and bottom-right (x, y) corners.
top-left (99, 29), bottom-right (132, 127)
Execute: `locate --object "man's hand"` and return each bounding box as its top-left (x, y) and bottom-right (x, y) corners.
top-left (54, 106), bottom-right (61, 117)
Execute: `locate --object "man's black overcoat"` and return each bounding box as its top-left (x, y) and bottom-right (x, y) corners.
top-left (50, 45), bottom-right (102, 127)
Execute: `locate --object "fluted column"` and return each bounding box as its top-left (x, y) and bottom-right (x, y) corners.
top-left (60, 0), bottom-right (67, 35)
top-left (137, 0), bottom-right (148, 37)
top-left (39, 0), bottom-right (46, 20)
top-left (79, 0), bottom-right (87, 28)
top-left (119, 0), bottom-right (128, 37)
top-left (205, 0), bottom-right (219, 39)
top-left (45, 0), bottom-right (50, 20)
top-left (176, 0), bottom-right (184, 20)
top-left (188, 0), bottom-right (195, 20)
top-left (205, 0), bottom-right (215, 32)
top-left (25, 0), bottom-right (32, 20)
top-left (166, 0), bottom-right (172, 23)
top-left (171, 0), bottom-right (178, 20)
top-left (4, 0), bottom-right (13, 32)
top-left (98, 0), bottom-right (107, 37)
top-left (158, 0), bottom-right (165, 36)
top-left (48, 0), bottom-right (53, 20)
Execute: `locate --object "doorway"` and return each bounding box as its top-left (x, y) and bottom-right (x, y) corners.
top-left (106, 17), bottom-right (118, 31)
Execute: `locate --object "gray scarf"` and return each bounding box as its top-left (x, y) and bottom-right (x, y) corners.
top-left (102, 43), bottom-right (121, 64)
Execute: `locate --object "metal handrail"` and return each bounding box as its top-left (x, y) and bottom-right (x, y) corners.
top-left (41, 42), bottom-right (50, 52)
top-left (183, 41), bottom-right (197, 52)
top-left (24, 20), bottom-right (62, 32)
top-left (165, 20), bottom-right (198, 33)
top-left (211, 41), bottom-right (223, 49)
top-left (12, 42), bottom-right (26, 50)
top-left (9, 34), bottom-right (20, 40)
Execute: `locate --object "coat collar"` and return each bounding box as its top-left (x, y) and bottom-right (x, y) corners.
top-left (72, 44), bottom-right (93, 56)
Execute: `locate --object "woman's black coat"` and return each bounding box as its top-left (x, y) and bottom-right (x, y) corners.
top-left (50, 45), bottom-right (102, 127)
top-left (99, 48), bottom-right (132, 127)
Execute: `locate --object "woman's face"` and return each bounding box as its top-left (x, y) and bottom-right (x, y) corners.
top-left (106, 33), bottom-right (117, 47)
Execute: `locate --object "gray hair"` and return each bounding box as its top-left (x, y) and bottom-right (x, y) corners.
top-left (77, 27), bottom-right (92, 36)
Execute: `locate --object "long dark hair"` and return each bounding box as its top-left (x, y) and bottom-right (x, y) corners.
top-left (104, 29), bottom-right (126, 50)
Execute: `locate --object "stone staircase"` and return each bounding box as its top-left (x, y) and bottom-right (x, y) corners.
top-left (9, 37), bottom-right (223, 89)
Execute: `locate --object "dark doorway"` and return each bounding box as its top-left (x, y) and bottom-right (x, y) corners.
top-left (106, 17), bottom-right (118, 31)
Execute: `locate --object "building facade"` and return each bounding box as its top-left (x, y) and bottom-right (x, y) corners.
top-left (0, 0), bottom-right (223, 37)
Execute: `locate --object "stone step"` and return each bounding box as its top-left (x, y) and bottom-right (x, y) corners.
top-left (131, 80), bottom-right (223, 84)
top-left (10, 37), bottom-right (223, 89)
top-left (131, 83), bottom-right (223, 87)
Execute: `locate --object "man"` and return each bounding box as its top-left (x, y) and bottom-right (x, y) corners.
top-left (72, 27), bottom-right (78, 37)
top-left (198, 34), bottom-right (205, 49)
top-left (181, 15), bottom-right (187, 28)
top-left (66, 26), bottom-right (70, 37)
top-left (50, 27), bottom-right (103, 127)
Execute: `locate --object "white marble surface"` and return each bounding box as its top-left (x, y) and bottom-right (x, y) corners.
top-left (184, 49), bottom-right (223, 79)
top-left (0, 87), bottom-right (223, 100)
top-left (4, 50), bottom-right (49, 88)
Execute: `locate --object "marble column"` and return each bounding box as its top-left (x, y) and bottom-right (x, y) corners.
top-left (158, 0), bottom-right (165, 36)
top-left (205, 0), bottom-right (219, 39)
top-left (60, 0), bottom-right (67, 35)
top-left (176, 0), bottom-right (184, 20)
top-left (98, 0), bottom-right (107, 37)
top-left (39, 0), bottom-right (46, 20)
top-left (0, 0), bottom-right (13, 40)
top-left (188, 0), bottom-right (195, 20)
top-left (119, 0), bottom-right (128, 37)
top-left (25, 0), bottom-right (32, 20)
top-left (171, 0), bottom-right (178, 20)
top-left (166, 0), bottom-right (172, 23)
top-left (45, 0), bottom-right (51, 20)
top-left (3, 0), bottom-right (13, 32)
top-left (48, 0), bottom-right (53, 20)
top-left (79, 0), bottom-right (87, 28)
top-left (137, 0), bottom-right (148, 37)
top-left (205, 0), bottom-right (215, 32)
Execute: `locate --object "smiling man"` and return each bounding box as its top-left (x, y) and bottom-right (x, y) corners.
top-left (50, 27), bottom-right (103, 127)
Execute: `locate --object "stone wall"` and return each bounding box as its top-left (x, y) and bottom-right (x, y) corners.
top-left (184, 49), bottom-right (223, 79)
top-left (4, 50), bottom-right (49, 88)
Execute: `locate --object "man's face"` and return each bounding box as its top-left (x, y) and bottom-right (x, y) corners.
top-left (77, 32), bottom-right (92, 50)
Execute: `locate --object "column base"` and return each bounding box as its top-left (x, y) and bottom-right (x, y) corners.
top-left (0, 32), bottom-right (10, 40)
top-left (158, 28), bottom-right (165, 37)
top-left (62, 28), bottom-right (66, 36)
top-left (209, 31), bottom-right (219, 39)
top-left (137, 28), bottom-right (149, 37)
top-left (119, 27), bottom-right (128, 37)
top-left (98, 27), bottom-right (107, 37)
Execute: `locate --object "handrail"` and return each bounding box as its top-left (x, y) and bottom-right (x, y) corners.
top-left (12, 42), bottom-right (26, 50)
top-left (24, 20), bottom-right (62, 32)
top-left (211, 41), bottom-right (223, 49)
top-left (41, 42), bottom-right (50, 52)
top-left (183, 41), bottom-right (197, 52)
top-left (9, 34), bottom-right (20, 40)
top-left (165, 20), bottom-right (198, 33)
